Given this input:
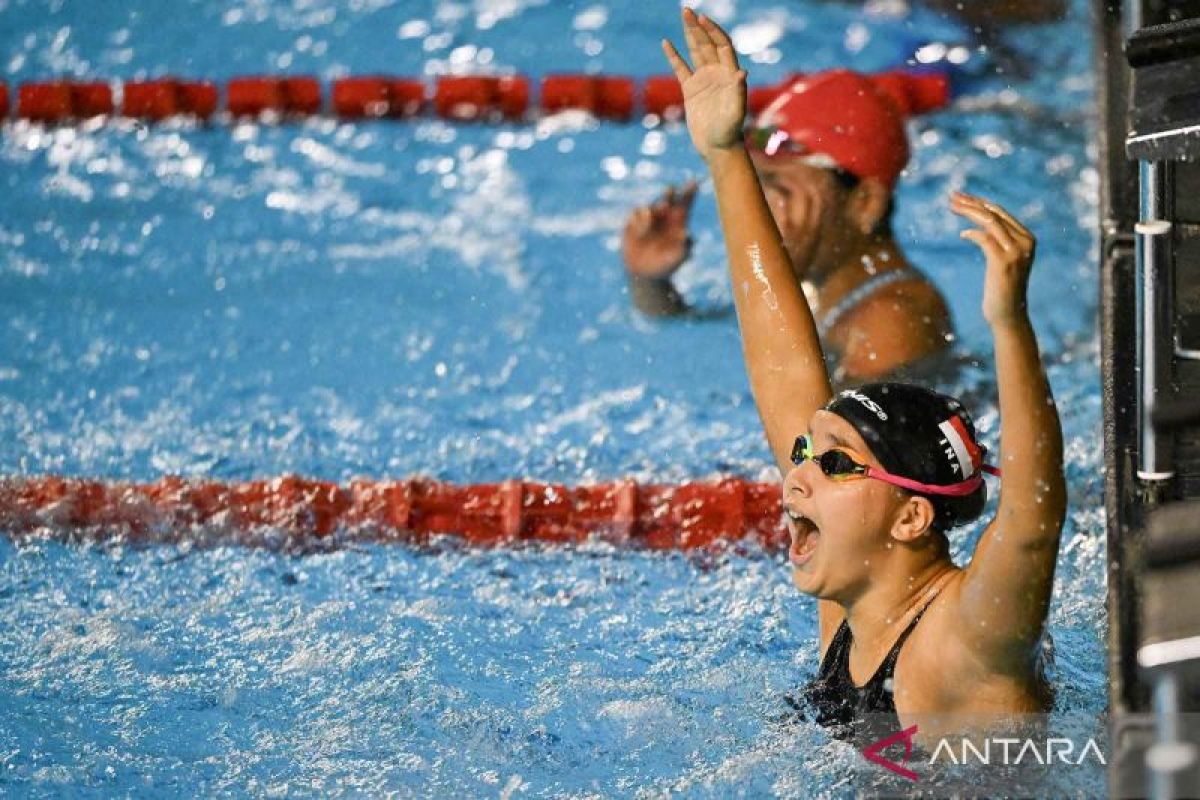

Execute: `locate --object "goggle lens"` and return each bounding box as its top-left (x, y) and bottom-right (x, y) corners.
top-left (789, 434), bottom-right (813, 465)
top-left (744, 126), bottom-right (804, 157)
top-left (817, 449), bottom-right (868, 479)
top-left (790, 435), bottom-right (868, 480)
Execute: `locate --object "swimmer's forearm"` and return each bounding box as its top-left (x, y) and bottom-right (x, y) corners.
top-left (706, 146), bottom-right (833, 466)
top-left (959, 313), bottom-right (1065, 656)
top-left (990, 314), bottom-right (1066, 544)
top-left (708, 147), bottom-right (820, 343)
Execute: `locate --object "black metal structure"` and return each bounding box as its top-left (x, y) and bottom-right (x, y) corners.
top-left (1100, 1), bottom-right (1200, 796)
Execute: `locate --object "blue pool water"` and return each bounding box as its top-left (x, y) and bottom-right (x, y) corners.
top-left (1, 0), bottom-right (1104, 795)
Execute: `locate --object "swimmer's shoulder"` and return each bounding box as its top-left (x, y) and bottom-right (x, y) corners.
top-left (838, 265), bottom-right (952, 338)
top-left (895, 572), bottom-right (1052, 714)
top-left (824, 265), bottom-right (954, 380)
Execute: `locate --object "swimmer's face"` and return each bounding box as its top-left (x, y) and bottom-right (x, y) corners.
top-left (750, 153), bottom-right (886, 278)
top-left (781, 410), bottom-right (912, 602)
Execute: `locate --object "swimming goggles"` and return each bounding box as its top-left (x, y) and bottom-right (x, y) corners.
top-left (744, 125), bottom-right (846, 172)
top-left (790, 434), bottom-right (999, 497)
top-left (744, 126), bottom-right (807, 157)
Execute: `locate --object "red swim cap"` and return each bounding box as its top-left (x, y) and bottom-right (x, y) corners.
top-left (750, 70), bottom-right (911, 189)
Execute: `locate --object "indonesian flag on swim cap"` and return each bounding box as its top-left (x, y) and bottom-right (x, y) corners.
top-left (938, 415), bottom-right (983, 478)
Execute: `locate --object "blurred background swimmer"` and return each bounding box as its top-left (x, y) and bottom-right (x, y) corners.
top-left (622, 69), bottom-right (954, 384)
top-left (621, 0), bottom-right (1070, 386)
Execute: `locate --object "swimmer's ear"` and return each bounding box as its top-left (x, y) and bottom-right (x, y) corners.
top-left (846, 177), bottom-right (891, 238)
top-left (890, 493), bottom-right (937, 542)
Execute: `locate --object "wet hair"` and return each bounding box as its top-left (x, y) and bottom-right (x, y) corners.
top-left (831, 168), bottom-right (895, 238)
top-left (824, 383), bottom-right (989, 533)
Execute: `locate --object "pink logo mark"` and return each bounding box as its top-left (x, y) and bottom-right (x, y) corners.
top-left (862, 724), bottom-right (920, 781)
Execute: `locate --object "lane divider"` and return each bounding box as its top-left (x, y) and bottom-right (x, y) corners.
top-left (0, 476), bottom-right (789, 551)
top-left (0, 70), bottom-right (949, 125)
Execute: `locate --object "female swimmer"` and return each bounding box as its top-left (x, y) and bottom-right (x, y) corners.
top-left (661, 8), bottom-right (1066, 740)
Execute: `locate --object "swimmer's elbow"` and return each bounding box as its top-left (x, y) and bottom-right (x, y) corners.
top-left (992, 506), bottom-right (1066, 553)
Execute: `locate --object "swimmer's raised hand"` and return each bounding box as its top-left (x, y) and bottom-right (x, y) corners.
top-left (950, 191), bottom-right (1036, 327)
top-left (662, 9), bottom-right (747, 162)
top-left (949, 189), bottom-right (1064, 664)
top-left (621, 181), bottom-right (698, 280)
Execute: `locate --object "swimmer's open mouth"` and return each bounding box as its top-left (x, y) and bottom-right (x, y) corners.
top-left (787, 509), bottom-right (819, 567)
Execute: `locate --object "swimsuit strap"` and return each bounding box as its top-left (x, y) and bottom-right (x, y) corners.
top-left (823, 598), bottom-right (935, 689)
top-left (804, 600), bottom-right (938, 736)
top-left (817, 266), bottom-right (924, 338)
top-left (819, 617), bottom-right (855, 680)
top-left (874, 602), bottom-right (932, 681)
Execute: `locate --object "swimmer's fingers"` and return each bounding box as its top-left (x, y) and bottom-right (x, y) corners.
top-left (655, 181), bottom-right (698, 214)
top-left (661, 39), bottom-right (693, 83)
top-left (957, 191), bottom-right (1022, 230)
top-left (676, 179), bottom-right (699, 209)
top-left (682, 7), bottom-right (720, 67)
top-left (955, 192), bottom-right (1034, 255)
top-left (680, 179), bottom-right (699, 208)
top-left (648, 191), bottom-right (686, 230)
top-left (696, 12), bottom-right (740, 71)
top-left (984, 200), bottom-right (1027, 235)
top-left (951, 194), bottom-right (1016, 252)
top-left (959, 228), bottom-right (1007, 264)
top-left (987, 204), bottom-right (1036, 259)
top-left (629, 206), bottom-right (653, 236)
top-left (999, 216), bottom-right (1035, 261)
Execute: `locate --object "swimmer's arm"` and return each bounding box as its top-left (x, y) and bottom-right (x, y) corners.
top-left (622, 182), bottom-right (699, 317)
top-left (951, 194), bottom-right (1066, 664)
top-left (662, 10), bottom-right (832, 472)
top-left (708, 151), bottom-right (833, 468)
top-left (960, 315), bottom-right (1065, 662)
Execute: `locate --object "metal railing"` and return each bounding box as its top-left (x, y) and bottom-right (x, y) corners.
top-left (1135, 160), bottom-right (1175, 480)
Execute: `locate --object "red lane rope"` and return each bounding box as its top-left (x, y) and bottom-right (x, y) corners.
top-left (0, 69), bottom-right (949, 125)
top-left (0, 476), bottom-right (788, 551)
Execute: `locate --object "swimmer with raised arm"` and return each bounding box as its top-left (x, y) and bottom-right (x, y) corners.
top-left (662, 9), bottom-right (1066, 740)
top-left (622, 69), bottom-right (954, 383)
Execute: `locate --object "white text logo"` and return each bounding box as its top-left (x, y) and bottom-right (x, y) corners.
top-left (841, 390), bottom-right (889, 422)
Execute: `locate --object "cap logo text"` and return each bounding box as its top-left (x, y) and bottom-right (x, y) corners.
top-left (841, 389), bottom-right (889, 421)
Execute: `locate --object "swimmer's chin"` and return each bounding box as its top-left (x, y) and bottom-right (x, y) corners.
top-left (791, 573), bottom-right (842, 605)
top-left (791, 571), bottom-right (811, 593)
top-left (791, 567), bottom-right (821, 594)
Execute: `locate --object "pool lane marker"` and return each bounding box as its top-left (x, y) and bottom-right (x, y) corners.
top-left (0, 69), bottom-right (949, 126)
top-left (0, 475), bottom-right (789, 551)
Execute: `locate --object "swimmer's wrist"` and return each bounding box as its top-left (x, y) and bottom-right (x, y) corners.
top-left (986, 308), bottom-right (1032, 332)
top-left (626, 273), bottom-right (675, 289)
top-left (701, 142), bottom-right (748, 172)
top-left (627, 273), bottom-right (687, 316)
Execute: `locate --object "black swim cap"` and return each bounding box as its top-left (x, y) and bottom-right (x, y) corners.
top-left (824, 383), bottom-right (988, 530)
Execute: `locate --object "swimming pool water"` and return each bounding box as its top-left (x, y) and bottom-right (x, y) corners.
top-left (1, 0), bottom-right (1104, 796)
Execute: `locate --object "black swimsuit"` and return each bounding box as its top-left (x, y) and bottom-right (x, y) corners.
top-left (795, 606), bottom-right (930, 741)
